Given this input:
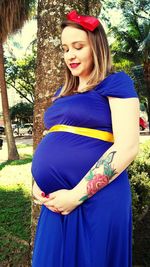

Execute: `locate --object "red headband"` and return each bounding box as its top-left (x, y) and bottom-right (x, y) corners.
top-left (66, 10), bottom-right (100, 32)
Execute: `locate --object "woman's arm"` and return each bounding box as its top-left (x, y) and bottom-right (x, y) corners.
top-left (72, 97), bottom-right (140, 203)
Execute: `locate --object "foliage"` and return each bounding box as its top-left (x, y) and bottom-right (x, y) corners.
top-left (0, 0), bottom-right (36, 42)
top-left (10, 102), bottom-right (33, 124)
top-left (5, 42), bottom-right (36, 104)
top-left (0, 0), bottom-right (36, 161)
top-left (113, 59), bottom-right (134, 74)
top-left (110, 21), bottom-right (149, 64)
top-left (102, 0), bottom-right (150, 128)
top-left (101, 0), bottom-right (149, 63)
top-left (128, 140), bottom-right (150, 231)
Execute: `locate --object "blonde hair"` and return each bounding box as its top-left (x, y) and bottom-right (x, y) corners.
top-left (54, 19), bottom-right (114, 100)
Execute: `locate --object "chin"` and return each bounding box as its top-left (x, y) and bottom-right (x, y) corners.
top-left (70, 71), bottom-right (81, 76)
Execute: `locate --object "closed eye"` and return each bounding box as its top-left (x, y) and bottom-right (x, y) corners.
top-left (62, 47), bottom-right (82, 53)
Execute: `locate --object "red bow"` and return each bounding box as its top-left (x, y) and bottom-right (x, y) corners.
top-left (66, 10), bottom-right (100, 31)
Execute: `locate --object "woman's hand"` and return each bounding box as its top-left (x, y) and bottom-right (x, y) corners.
top-left (32, 181), bottom-right (58, 213)
top-left (43, 188), bottom-right (81, 215)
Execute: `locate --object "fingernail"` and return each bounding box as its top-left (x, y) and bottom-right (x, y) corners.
top-left (46, 194), bottom-right (49, 198)
top-left (41, 192), bottom-right (45, 197)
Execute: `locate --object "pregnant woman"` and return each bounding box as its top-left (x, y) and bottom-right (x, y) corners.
top-left (31, 10), bottom-right (139, 267)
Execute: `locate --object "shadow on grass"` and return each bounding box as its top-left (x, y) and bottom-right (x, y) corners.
top-left (0, 187), bottom-right (31, 266)
top-left (0, 155), bottom-right (32, 171)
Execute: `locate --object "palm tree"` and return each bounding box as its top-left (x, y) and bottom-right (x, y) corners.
top-left (107, 0), bottom-right (150, 129)
top-left (0, 0), bottom-right (35, 160)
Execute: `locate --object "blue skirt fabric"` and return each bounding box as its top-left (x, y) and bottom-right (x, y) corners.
top-left (32, 173), bottom-right (132, 267)
top-left (31, 72), bottom-right (138, 267)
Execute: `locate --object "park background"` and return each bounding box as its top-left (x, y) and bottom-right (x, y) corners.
top-left (0, 1), bottom-right (150, 266)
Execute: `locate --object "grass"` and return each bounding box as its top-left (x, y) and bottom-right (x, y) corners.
top-left (0, 144), bottom-right (33, 266)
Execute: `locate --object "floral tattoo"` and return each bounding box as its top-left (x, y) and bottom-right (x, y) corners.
top-left (79, 151), bottom-right (118, 202)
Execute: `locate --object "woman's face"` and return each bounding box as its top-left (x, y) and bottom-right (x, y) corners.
top-left (61, 26), bottom-right (94, 83)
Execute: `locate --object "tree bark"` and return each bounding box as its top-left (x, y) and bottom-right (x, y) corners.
top-left (0, 41), bottom-right (19, 160)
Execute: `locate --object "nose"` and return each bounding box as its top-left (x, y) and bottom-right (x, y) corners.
top-left (66, 50), bottom-right (76, 60)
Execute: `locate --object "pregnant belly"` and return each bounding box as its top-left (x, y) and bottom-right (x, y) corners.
top-left (31, 132), bottom-right (111, 195)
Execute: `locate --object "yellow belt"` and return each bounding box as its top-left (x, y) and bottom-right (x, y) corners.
top-left (48, 124), bottom-right (114, 143)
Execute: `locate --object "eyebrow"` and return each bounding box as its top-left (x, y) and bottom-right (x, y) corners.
top-left (62, 41), bottom-right (86, 47)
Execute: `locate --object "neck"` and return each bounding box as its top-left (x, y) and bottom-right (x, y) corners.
top-left (79, 77), bottom-right (88, 85)
top-left (77, 79), bottom-right (89, 92)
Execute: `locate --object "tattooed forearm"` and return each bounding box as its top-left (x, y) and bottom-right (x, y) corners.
top-left (79, 151), bottom-right (118, 202)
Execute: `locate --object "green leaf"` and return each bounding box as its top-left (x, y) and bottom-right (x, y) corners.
top-left (85, 170), bottom-right (94, 181)
top-left (79, 195), bottom-right (89, 202)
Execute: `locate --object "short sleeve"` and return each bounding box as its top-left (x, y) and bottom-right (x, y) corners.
top-left (95, 71), bottom-right (138, 98)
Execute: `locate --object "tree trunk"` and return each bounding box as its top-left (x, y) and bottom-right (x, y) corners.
top-left (0, 41), bottom-right (19, 160)
top-left (31, 0), bottom-right (101, 262)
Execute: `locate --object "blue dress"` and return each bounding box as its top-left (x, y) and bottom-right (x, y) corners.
top-left (31, 71), bottom-right (138, 267)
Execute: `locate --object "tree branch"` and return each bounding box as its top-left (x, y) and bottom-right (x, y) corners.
top-left (6, 81), bottom-right (33, 104)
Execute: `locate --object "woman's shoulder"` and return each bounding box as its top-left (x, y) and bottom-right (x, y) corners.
top-left (101, 71), bottom-right (133, 85)
top-left (95, 71), bottom-right (138, 99)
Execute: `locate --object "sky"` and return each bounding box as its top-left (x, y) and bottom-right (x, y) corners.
top-left (4, 19), bottom-right (37, 58)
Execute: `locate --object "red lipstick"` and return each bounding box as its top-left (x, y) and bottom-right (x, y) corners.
top-left (70, 63), bottom-right (80, 68)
